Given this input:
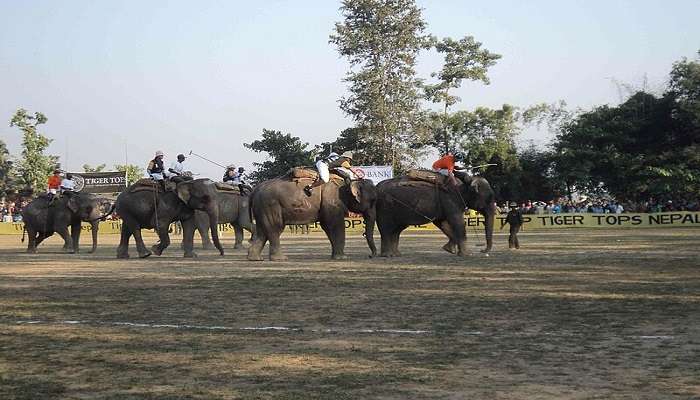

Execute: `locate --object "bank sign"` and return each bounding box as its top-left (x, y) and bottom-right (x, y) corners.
top-left (69, 171), bottom-right (127, 193)
top-left (355, 165), bottom-right (393, 183)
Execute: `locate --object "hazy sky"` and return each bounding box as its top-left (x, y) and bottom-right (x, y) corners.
top-left (1, 0), bottom-right (698, 179)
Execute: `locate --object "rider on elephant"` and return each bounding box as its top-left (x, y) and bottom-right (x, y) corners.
top-left (223, 165), bottom-right (237, 184)
top-left (304, 151), bottom-right (354, 196)
top-left (167, 154), bottom-right (186, 178)
top-left (147, 150), bottom-right (166, 189)
top-left (432, 151), bottom-right (467, 186)
top-left (47, 169), bottom-right (62, 203)
top-left (60, 173), bottom-right (76, 193)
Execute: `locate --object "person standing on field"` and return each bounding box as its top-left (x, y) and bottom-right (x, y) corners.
top-left (503, 202), bottom-right (524, 249)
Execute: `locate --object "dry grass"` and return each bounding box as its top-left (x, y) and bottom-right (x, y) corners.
top-left (1, 228), bottom-right (699, 399)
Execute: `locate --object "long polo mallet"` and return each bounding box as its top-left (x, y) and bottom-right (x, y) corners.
top-left (188, 150), bottom-right (227, 169)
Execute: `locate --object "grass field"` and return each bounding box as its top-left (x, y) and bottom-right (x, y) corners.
top-left (1, 228), bottom-right (699, 399)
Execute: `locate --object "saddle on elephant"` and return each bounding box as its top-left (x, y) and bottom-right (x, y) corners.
top-left (406, 169), bottom-right (449, 186)
top-left (214, 182), bottom-right (251, 195)
top-left (128, 178), bottom-right (175, 193)
top-left (286, 167), bottom-right (346, 185)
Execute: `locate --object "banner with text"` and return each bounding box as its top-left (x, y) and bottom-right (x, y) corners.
top-left (1, 212), bottom-right (699, 235)
top-left (69, 171), bottom-right (127, 194)
top-left (355, 165), bottom-right (393, 183)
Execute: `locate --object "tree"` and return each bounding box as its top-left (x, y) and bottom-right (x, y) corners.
top-left (83, 163), bottom-right (107, 172)
top-left (330, 0), bottom-right (432, 171)
top-left (244, 129), bottom-right (314, 184)
top-left (667, 50), bottom-right (700, 145)
top-left (425, 36), bottom-right (501, 153)
top-left (0, 139), bottom-right (15, 198)
top-left (114, 164), bottom-right (144, 186)
top-left (9, 108), bottom-right (58, 193)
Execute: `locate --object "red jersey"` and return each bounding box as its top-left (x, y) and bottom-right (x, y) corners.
top-left (47, 175), bottom-right (61, 190)
top-left (432, 154), bottom-right (456, 172)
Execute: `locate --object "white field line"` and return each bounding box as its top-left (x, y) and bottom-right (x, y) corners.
top-left (10, 320), bottom-right (679, 340)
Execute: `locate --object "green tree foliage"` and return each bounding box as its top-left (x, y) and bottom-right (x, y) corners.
top-left (0, 139), bottom-right (15, 198)
top-left (114, 164), bottom-right (144, 186)
top-left (667, 51), bottom-right (700, 143)
top-left (554, 84), bottom-right (699, 201)
top-left (9, 108), bottom-right (58, 193)
top-left (517, 144), bottom-right (561, 202)
top-left (425, 36), bottom-right (501, 153)
top-left (440, 105), bottom-right (521, 199)
top-left (83, 163), bottom-right (106, 172)
top-left (244, 129), bottom-right (314, 184)
top-left (330, 0), bottom-right (432, 171)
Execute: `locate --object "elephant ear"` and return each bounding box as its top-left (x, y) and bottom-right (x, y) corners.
top-left (67, 196), bottom-right (80, 213)
top-left (350, 181), bottom-right (362, 204)
top-left (176, 181), bottom-right (192, 204)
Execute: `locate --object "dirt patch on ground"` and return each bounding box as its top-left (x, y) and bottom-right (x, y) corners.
top-left (1, 229), bottom-right (699, 399)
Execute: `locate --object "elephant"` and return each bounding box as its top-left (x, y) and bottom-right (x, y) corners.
top-left (247, 175), bottom-right (377, 261)
top-left (115, 178), bottom-right (224, 258)
top-left (21, 192), bottom-right (107, 253)
top-left (193, 186), bottom-right (256, 250)
top-left (375, 171), bottom-right (496, 257)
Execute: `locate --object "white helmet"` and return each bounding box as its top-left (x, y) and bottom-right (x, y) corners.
top-left (155, 150), bottom-right (164, 157)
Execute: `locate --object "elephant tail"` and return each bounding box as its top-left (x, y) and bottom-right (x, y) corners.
top-left (21, 224), bottom-right (26, 243)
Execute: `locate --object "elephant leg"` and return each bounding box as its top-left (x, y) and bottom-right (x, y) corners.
top-left (446, 215), bottom-right (468, 256)
top-left (378, 219), bottom-right (393, 257)
top-left (267, 224), bottom-right (287, 261)
top-left (321, 219), bottom-right (347, 260)
top-left (70, 222), bottom-right (81, 253)
top-left (55, 225), bottom-right (74, 254)
top-left (390, 225), bottom-right (407, 257)
top-left (247, 232), bottom-right (267, 261)
top-left (117, 224), bottom-right (132, 259)
top-left (26, 227), bottom-right (38, 253)
top-left (151, 226), bottom-right (171, 256)
top-left (181, 219), bottom-right (197, 258)
top-left (233, 224), bottom-right (244, 249)
top-left (129, 222), bottom-right (151, 258)
top-left (435, 220), bottom-right (457, 254)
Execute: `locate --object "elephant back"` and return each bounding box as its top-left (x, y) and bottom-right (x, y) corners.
top-left (287, 167), bottom-right (318, 180)
top-left (406, 169), bottom-right (448, 185)
top-left (128, 179), bottom-right (168, 193)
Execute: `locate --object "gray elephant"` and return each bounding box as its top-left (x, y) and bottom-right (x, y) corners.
top-left (21, 192), bottom-right (107, 253)
top-left (193, 185), bottom-right (256, 250)
top-left (376, 171), bottom-right (496, 257)
top-left (247, 172), bottom-right (377, 261)
top-left (115, 178), bottom-right (224, 258)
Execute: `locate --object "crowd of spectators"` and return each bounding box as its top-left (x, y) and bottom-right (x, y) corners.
top-left (501, 198), bottom-right (700, 214)
top-left (0, 199), bottom-right (29, 222)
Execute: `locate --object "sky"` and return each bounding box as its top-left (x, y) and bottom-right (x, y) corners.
top-left (1, 0), bottom-right (699, 179)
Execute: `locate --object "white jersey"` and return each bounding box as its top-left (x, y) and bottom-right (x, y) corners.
top-left (168, 161), bottom-right (185, 177)
top-left (60, 178), bottom-right (76, 192)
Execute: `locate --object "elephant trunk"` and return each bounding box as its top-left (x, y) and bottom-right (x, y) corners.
top-left (482, 203), bottom-right (495, 253)
top-left (208, 211), bottom-right (224, 256)
top-left (89, 220), bottom-right (99, 253)
top-left (363, 207), bottom-right (377, 257)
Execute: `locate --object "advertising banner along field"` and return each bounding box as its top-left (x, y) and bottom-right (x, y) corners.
top-left (354, 165), bottom-right (393, 183)
top-left (1, 212), bottom-right (699, 235)
top-left (68, 171), bottom-right (127, 193)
